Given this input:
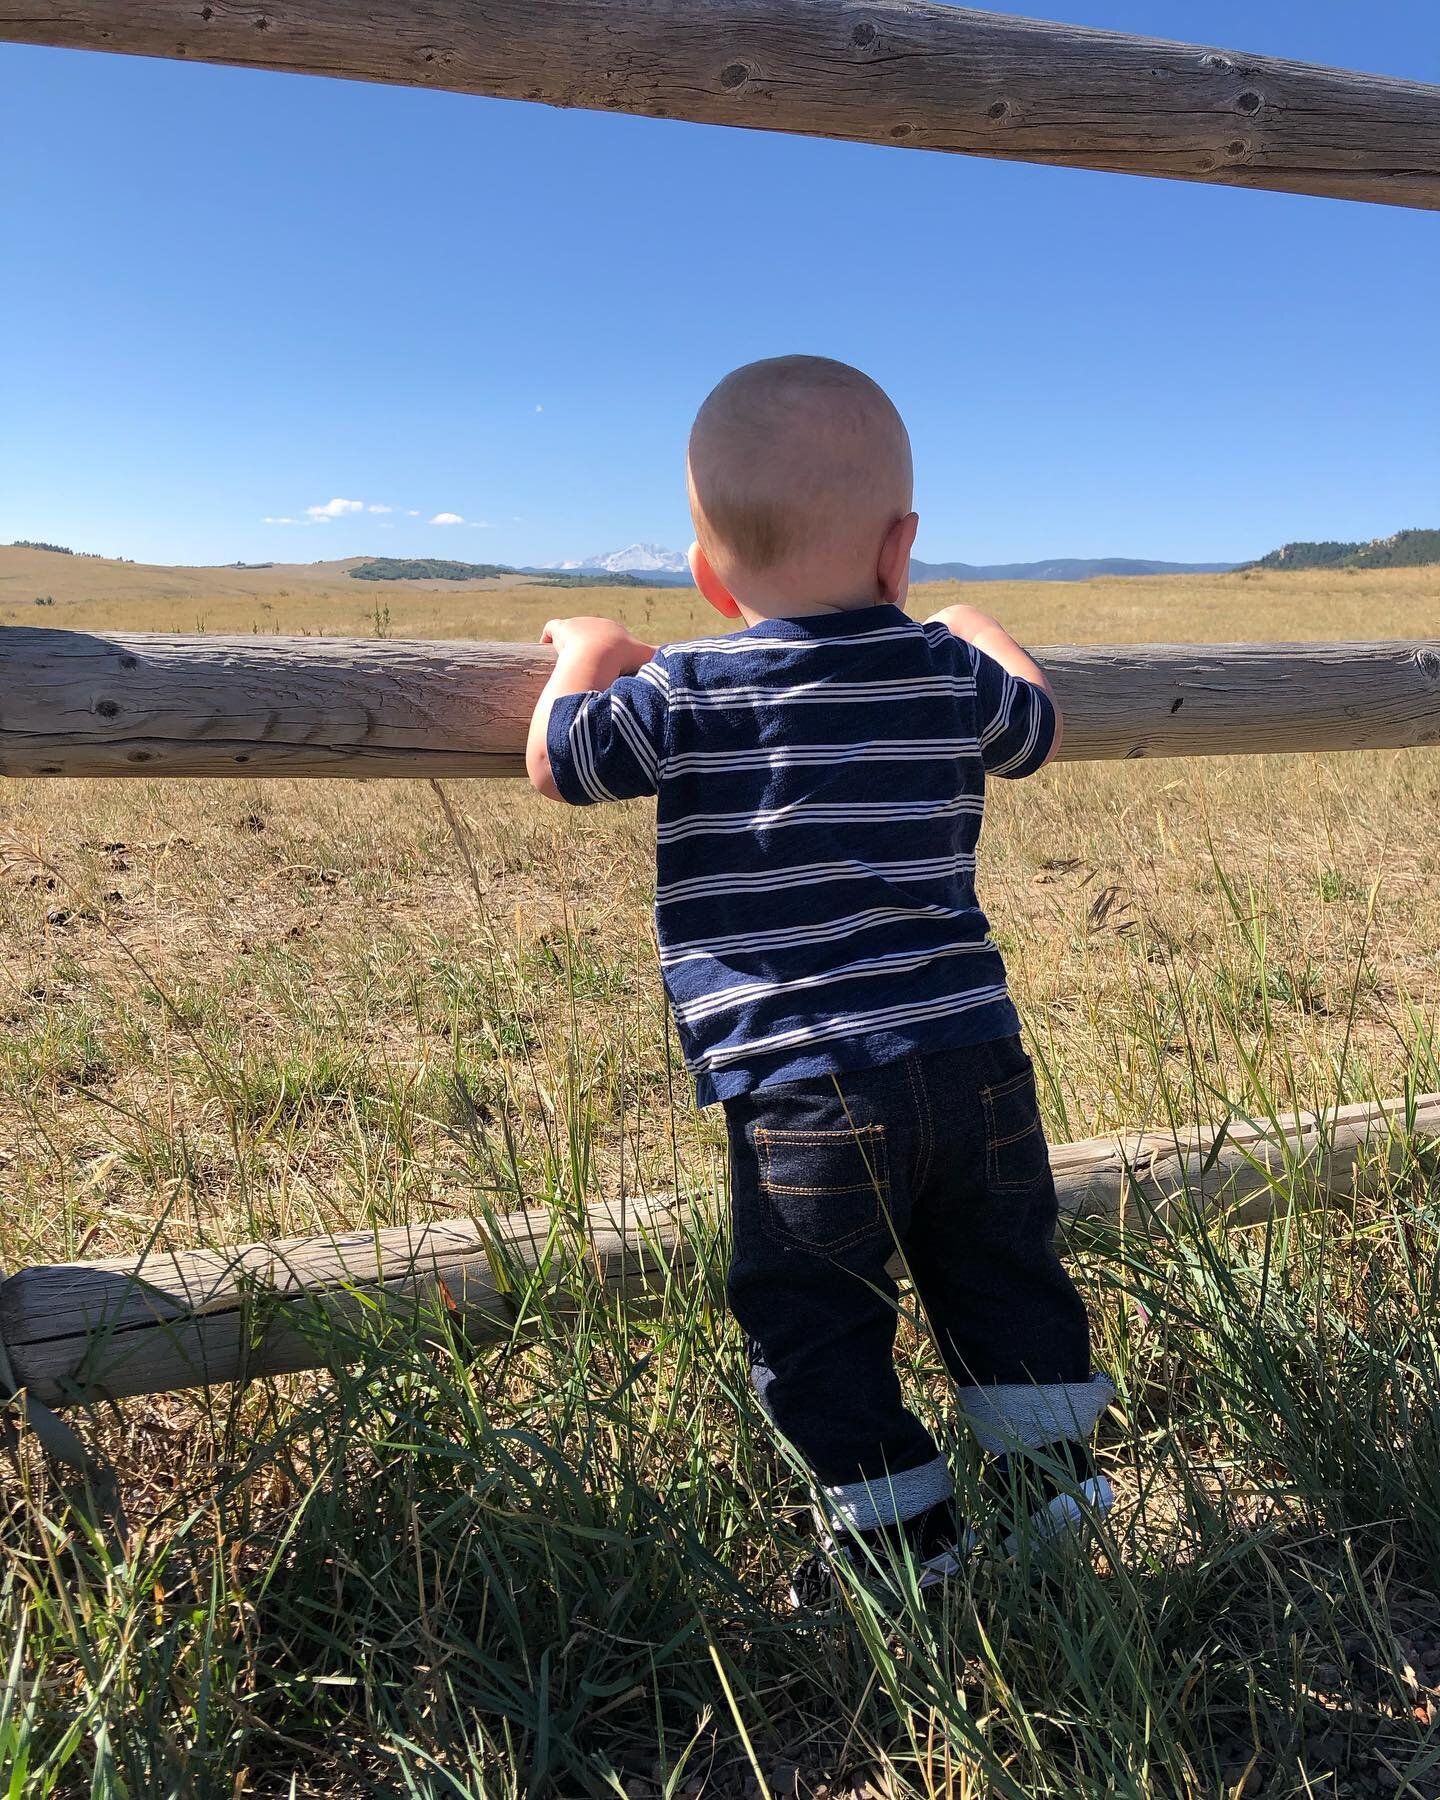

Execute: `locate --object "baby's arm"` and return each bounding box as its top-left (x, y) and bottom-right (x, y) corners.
top-left (925, 602), bottom-right (1064, 764)
top-left (525, 615), bottom-right (657, 799)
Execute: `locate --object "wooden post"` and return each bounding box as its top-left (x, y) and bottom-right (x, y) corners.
top-left (1, 631), bottom-right (1438, 779)
top-left (3, 1094), bottom-right (1436, 1408)
top-left (2, 1), bottom-right (1438, 210)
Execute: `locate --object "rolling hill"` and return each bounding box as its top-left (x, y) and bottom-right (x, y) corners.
top-left (1243, 529), bottom-right (1440, 574)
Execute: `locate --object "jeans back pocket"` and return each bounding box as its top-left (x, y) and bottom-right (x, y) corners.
top-left (755, 1124), bottom-right (889, 1255)
top-left (980, 1069), bottom-right (1051, 1192)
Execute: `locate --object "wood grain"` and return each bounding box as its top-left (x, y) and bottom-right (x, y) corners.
top-left (4, 1095), bottom-right (1434, 1407)
top-left (1, 1), bottom-right (1438, 209)
top-left (2, 630), bottom-right (1438, 778)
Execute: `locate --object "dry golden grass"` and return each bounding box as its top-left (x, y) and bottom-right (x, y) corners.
top-left (3, 554), bottom-right (1440, 1794)
top-left (1, 557), bottom-right (1435, 1265)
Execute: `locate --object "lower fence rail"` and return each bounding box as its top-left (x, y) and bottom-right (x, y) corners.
top-left (2, 1092), bottom-right (1436, 1411)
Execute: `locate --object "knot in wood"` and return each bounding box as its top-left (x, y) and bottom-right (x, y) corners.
top-left (987, 100), bottom-right (1009, 120)
top-left (889, 121), bottom-right (917, 139)
top-left (719, 61), bottom-right (752, 91)
top-left (850, 21), bottom-right (877, 48)
top-left (1236, 90), bottom-right (1263, 114)
top-left (94, 699), bottom-right (120, 719)
top-left (1416, 647), bottom-right (1440, 683)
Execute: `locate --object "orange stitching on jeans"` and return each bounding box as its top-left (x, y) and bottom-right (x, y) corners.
top-left (763, 1182), bottom-right (888, 1194)
top-left (979, 1071), bottom-right (1034, 1105)
top-left (754, 1126), bottom-right (883, 1140)
top-left (904, 1055), bottom-right (934, 1190)
top-left (980, 1084), bottom-right (1046, 1192)
top-left (756, 1124), bottom-right (889, 1251)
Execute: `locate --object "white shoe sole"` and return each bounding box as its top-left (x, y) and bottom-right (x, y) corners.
top-left (788, 1526), bottom-right (979, 1611)
top-left (1000, 1473), bottom-right (1115, 1559)
top-left (791, 1477), bottom-right (1115, 1611)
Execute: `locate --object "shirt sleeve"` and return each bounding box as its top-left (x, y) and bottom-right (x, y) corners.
top-left (970, 643), bottom-right (1057, 779)
top-left (544, 655), bottom-right (670, 805)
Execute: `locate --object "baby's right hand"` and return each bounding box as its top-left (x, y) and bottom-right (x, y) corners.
top-left (924, 602), bottom-right (1003, 645)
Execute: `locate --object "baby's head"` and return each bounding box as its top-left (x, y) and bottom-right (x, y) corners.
top-left (687, 355), bottom-right (918, 621)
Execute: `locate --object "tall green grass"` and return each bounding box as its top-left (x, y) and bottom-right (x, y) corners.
top-left (3, 850), bottom-right (1439, 1797)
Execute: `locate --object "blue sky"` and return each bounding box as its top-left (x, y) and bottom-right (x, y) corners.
top-left (3, 3), bottom-right (1437, 569)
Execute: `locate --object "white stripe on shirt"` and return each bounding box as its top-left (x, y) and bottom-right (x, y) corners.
top-left (607, 692), bottom-right (659, 783)
top-left (675, 937), bottom-right (998, 1027)
top-left (659, 903), bottom-right (980, 968)
top-left (666, 675), bottom-right (975, 711)
top-left (662, 738), bottom-right (979, 776)
top-left (666, 624), bottom-right (923, 656)
top-left (698, 983), bottom-right (1012, 1070)
top-left (989, 694), bottom-right (1044, 775)
top-left (656, 851), bottom-right (975, 908)
top-left (569, 698), bottom-right (616, 802)
top-left (656, 794), bottom-right (982, 844)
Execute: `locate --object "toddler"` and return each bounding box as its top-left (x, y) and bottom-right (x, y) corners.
top-left (526, 355), bottom-right (1113, 1607)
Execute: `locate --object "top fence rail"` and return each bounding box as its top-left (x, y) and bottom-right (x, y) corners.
top-left (3, 1), bottom-right (1440, 210)
top-left (1, 632), bottom-right (1438, 778)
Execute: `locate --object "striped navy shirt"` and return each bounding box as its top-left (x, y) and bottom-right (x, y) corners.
top-left (546, 603), bottom-right (1056, 1105)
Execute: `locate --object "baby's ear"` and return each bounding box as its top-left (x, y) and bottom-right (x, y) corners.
top-left (879, 511), bottom-right (920, 606)
top-left (690, 541), bottom-right (742, 618)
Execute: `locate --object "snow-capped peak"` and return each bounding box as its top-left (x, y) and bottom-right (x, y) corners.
top-left (543, 543), bottom-right (689, 575)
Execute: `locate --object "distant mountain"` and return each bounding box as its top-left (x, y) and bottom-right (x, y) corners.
top-left (522, 546), bottom-right (1242, 587)
top-left (538, 543), bottom-right (691, 577)
top-left (1241, 529), bottom-right (1440, 574)
top-left (910, 556), bottom-right (1238, 583)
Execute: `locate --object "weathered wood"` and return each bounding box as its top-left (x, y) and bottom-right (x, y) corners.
top-left (3, 1), bottom-right (1438, 210)
top-left (4, 1094), bottom-right (1435, 1408)
top-left (1, 631), bottom-right (1437, 778)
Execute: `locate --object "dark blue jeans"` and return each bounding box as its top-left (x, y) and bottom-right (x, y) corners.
top-left (724, 1038), bottom-right (1110, 1530)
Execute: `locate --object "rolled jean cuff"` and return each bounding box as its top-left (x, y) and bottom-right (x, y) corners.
top-left (822, 1452), bottom-right (954, 1532)
top-left (957, 1374), bottom-right (1116, 1455)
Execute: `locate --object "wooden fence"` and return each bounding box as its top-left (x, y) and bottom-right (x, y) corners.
top-left (3, 0), bottom-right (1438, 210)
top-left (4, 1094), bottom-right (1436, 1408)
top-left (4, 2), bottom-right (1439, 1430)
top-left (2, 631), bottom-right (1438, 779)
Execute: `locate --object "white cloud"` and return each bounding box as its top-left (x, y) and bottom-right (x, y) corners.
top-left (306, 497), bottom-right (365, 520)
top-left (466, 520), bottom-right (495, 529)
top-left (535, 404), bottom-right (544, 413)
top-left (366, 503), bottom-right (393, 514)
top-left (430, 511), bottom-right (465, 525)
top-left (262, 515), bottom-right (299, 525)
top-left (407, 509), bottom-right (420, 517)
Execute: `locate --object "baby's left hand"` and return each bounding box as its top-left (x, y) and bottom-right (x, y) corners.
top-left (540, 615), bottom-right (655, 678)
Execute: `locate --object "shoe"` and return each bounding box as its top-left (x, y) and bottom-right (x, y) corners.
top-left (788, 1496), bottom-right (974, 1613)
top-left (980, 1437), bottom-right (1115, 1558)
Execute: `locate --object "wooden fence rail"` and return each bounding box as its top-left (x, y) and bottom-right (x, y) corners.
top-left (3, 1), bottom-right (1439, 210)
top-left (2, 632), bottom-right (1438, 779)
top-left (3, 1094), bottom-right (1435, 1409)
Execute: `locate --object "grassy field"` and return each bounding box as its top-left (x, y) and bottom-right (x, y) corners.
top-left (2, 555), bottom-right (1439, 1796)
